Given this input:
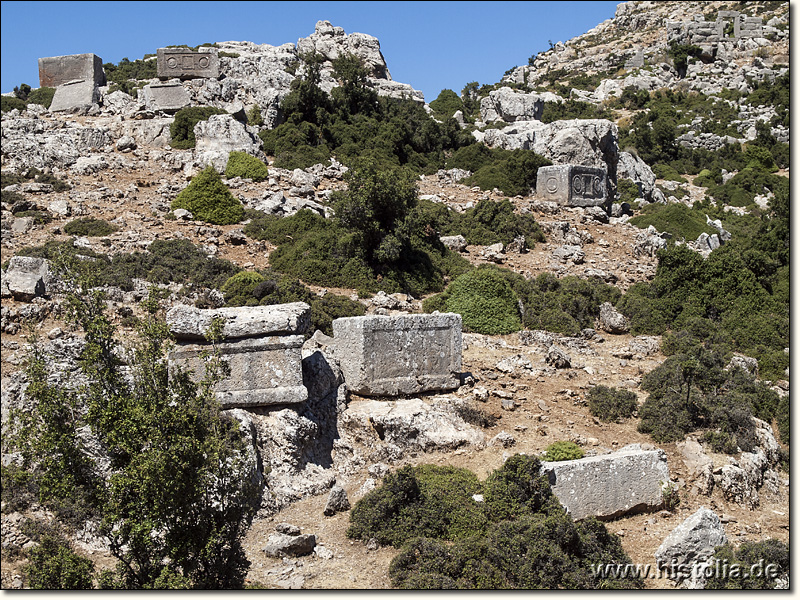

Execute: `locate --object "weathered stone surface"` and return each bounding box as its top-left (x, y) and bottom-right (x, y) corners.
top-left (157, 47), bottom-right (219, 79)
top-left (166, 302), bottom-right (310, 340)
top-left (332, 314), bottom-right (462, 397)
top-left (141, 83), bottom-right (190, 113)
top-left (633, 225), bottom-right (668, 258)
top-left (296, 20), bottom-right (389, 79)
top-left (598, 302), bottom-right (630, 334)
top-left (479, 87), bottom-right (544, 122)
top-left (263, 533), bottom-right (316, 557)
top-left (440, 235), bottom-right (467, 253)
top-left (169, 335), bottom-right (307, 408)
top-left (541, 446), bottom-right (670, 520)
top-left (617, 151), bottom-right (663, 203)
top-left (536, 165), bottom-right (607, 207)
top-left (193, 114), bottom-right (262, 171)
top-left (323, 484), bottom-right (351, 516)
top-left (655, 507), bottom-right (727, 582)
top-left (4, 256), bottom-right (54, 301)
top-left (545, 345), bottom-right (571, 369)
top-left (49, 79), bottom-right (99, 113)
top-left (39, 53), bottom-right (105, 88)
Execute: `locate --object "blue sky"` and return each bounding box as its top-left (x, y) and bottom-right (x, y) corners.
top-left (1, 1), bottom-right (620, 101)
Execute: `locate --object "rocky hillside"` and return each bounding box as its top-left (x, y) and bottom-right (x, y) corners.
top-left (0, 1), bottom-right (789, 590)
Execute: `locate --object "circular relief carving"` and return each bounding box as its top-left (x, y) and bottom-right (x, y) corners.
top-left (167, 57), bottom-right (178, 68)
top-left (594, 176), bottom-right (602, 194)
top-left (198, 56), bottom-right (210, 68)
top-left (572, 175), bottom-right (583, 194)
top-left (546, 176), bottom-right (559, 194)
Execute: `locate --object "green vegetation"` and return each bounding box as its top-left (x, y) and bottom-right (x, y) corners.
top-left (429, 88), bottom-right (464, 121)
top-left (23, 535), bottom-right (95, 589)
top-left (63, 217), bottom-right (119, 237)
top-left (349, 456), bottom-right (641, 589)
top-left (616, 178), bottom-right (640, 203)
top-left (705, 540), bottom-right (789, 590)
top-left (246, 104), bottom-right (264, 127)
top-left (171, 165), bottom-right (244, 225)
top-left (618, 188), bottom-right (788, 379)
top-left (1, 95), bottom-right (28, 112)
top-left (667, 43), bottom-right (702, 77)
top-left (103, 57), bottom-right (157, 96)
top-left (629, 203), bottom-right (716, 241)
top-left (776, 394), bottom-right (789, 445)
top-left (169, 106), bottom-right (226, 149)
top-left (224, 151), bottom-right (270, 182)
top-left (637, 341), bottom-right (780, 448)
top-left (28, 86), bottom-right (56, 108)
top-left (258, 52), bottom-right (472, 173)
top-left (1, 167), bottom-right (70, 192)
top-left (542, 441), bottom-right (584, 462)
top-left (446, 146), bottom-right (552, 197)
top-left (587, 386), bottom-right (638, 422)
top-left (2, 85), bottom-right (56, 111)
top-left (540, 99), bottom-right (615, 123)
top-left (5, 277), bottom-right (259, 589)
top-left (220, 269), bottom-right (365, 337)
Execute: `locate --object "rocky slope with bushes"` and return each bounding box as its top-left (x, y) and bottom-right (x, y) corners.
top-left (0, 0), bottom-right (789, 590)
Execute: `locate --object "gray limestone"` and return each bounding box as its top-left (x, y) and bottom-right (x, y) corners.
top-left (655, 507), bottom-right (728, 582)
top-left (166, 303), bottom-right (310, 408)
top-left (38, 53), bottom-right (105, 88)
top-left (141, 83), bottom-right (190, 113)
top-left (332, 313), bottom-right (462, 397)
top-left (157, 47), bottom-right (219, 79)
top-left (4, 256), bottom-right (55, 301)
top-left (48, 79), bottom-right (99, 113)
top-left (541, 445), bottom-right (670, 520)
top-left (536, 165), bottom-right (607, 207)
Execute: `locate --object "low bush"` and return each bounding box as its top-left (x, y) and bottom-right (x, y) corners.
top-left (454, 403), bottom-right (498, 429)
top-left (617, 178), bottom-right (640, 203)
top-left (63, 217), bottom-right (118, 237)
top-left (629, 203), bottom-right (716, 241)
top-left (171, 165), bottom-right (244, 225)
top-left (14, 210), bottom-right (53, 226)
top-left (425, 267), bottom-right (521, 335)
top-left (224, 151), bottom-right (269, 182)
top-left (542, 441), bottom-right (584, 462)
top-left (459, 148), bottom-right (552, 197)
top-left (454, 198), bottom-right (544, 247)
top-left (27, 87), bottom-right (56, 108)
top-left (169, 106), bottom-right (226, 149)
top-left (1, 96), bottom-right (28, 112)
top-left (588, 386), bottom-right (638, 422)
top-left (704, 540), bottom-right (789, 590)
top-left (776, 395), bottom-right (789, 445)
top-left (24, 535), bottom-right (95, 589)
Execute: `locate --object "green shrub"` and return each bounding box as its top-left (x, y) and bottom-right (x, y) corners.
top-left (588, 386), bottom-right (638, 422)
top-left (454, 403), bottom-right (498, 429)
top-left (629, 203), bottom-right (715, 241)
top-left (1, 95), bottom-right (28, 112)
top-left (456, 198), bottom-right (544, 247)
top-left (617, 178), bottom-right (640, 203)
top-left (224, 151), bottom-right (269, 182)
top-left (221, 270), bottom-right (265, 306)
top-left (171, 165), bottom-right (244, 225)
top-left (429, 89), bottom-right (464, 121)
top-left (705, 540), bottom-right (789, 590)
top-left (246, 104), bottom-right (264, 127)
top-left (24, 535), bottom-right (95, 589)
top-left (542, 441), bottom-right (584, 462)
top-left (776, 394), bottom-right (789, 445)
top-left (14, 210), bottom-right (53, 226)
top-left (104, 56), bottom-right (157, 96)
top-left (63, 217), bottom-right (118, 237)
top-left (347, 464), bottom-right (488, 547)
top-left (483, 454), bottom-right (557, 521)
top-left (461, 148), bottom-right (552, 197)
top-left (652, 163), bottom-right (687, 183)
top-left (170, 106), bottom-right (226, 149)
top-left (27, 87), bottom-right (56, 108)
top-left (430, 267), bottom-right (521, 335)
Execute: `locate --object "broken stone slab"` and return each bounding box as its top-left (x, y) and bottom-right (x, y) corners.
top-left (323, 484), bottom-right (351, 516)
top-left (168, 335), bottom-right (307, 408)
top-left (166, 302), bottom-right (310, 340)
top-left (541, 446), bottom-right (670, 520)
top-left (332, 313), bottom-right (462, 397)
top-left (263, 533), bottom-right (316, 557)
top-left (654, 507), bottom-right (727, 583)
top-left (536, 165), bottom-right (607, 207)
top-left (141, 83), bottom-right (190, 114)
top-left (157, 47), bottom-right (220, 79)
top-left (598, 302), bottom-right (630, 334)
top-left (49, 79), bottom-right (100, 113)
top-left (440, 235), bottom-right (467, 253)
top-left (39, 53), bottom-right (105, 88)
top-left (4, 256), bottom-right (55, 301)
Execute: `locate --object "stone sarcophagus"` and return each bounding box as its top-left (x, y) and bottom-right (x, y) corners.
top-left (38, 53), bottom-right (105, 88)
top-left (157, 47), bottom-right (219, 79)
top-left (166, 302), bottom-right (310, 408)
top-left (332, 313), bottom-right (462, 397)
top-left (536, 164), bottom-right (607, 207)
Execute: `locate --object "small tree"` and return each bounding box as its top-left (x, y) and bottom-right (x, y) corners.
top-left (172, 165), bottom-right (244, 224)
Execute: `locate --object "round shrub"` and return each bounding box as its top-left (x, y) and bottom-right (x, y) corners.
top-left (542, 441), bottom-right (585, 462)
top-left (221, 271), bottom-right (265, 306)
top-left (63, 217), bottom-right (118, 237)
top-left (483, 454), bottom-right (556, 522)
top-left (439, 267), bottom-right (521, 335)
top-left (24, 535), bottom-right (94, 589)
top-left (171, 165), bottom-right (244, 225)
top-left (225, 151), bottom-right (270, 182)
top-left (587, 385), bottom-right (638, 422)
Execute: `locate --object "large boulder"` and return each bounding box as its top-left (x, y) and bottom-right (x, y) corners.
top-left (193, 114), bottom-right (263, 172)
top-left (479, 87), bottom-right (545, 122)
top-left (654, 507), bottom-right (727, 583)
top-left (4, 256), bottom-right (56, 301)
top-left (617, 151), bottom-right (663, 203)
top-left (598, 302), bottom-right (630, 334)
top-left (296, 20), bottom-right (390, 80)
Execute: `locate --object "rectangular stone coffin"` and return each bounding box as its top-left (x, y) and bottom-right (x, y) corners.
top-left (49, 79), bottom-right (99, 113)
top-left (541, 446), bottom-right (670, 520)
top-left (332, 313), bottom-right (462, 397)
top-left (167, 302), bottom-right (310, 408)
top-left (536, 165), bottom-right (607, 207)
top-left (169, 335), bottom-right (307, 408)
top-left (157, 47), bottom-right (219, 79)
top-left (141, 83), bottom-right (190, 113)
top-left (39, 53), bottom-right (105, 88)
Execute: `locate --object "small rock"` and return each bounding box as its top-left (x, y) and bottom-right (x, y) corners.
top-left (275, 523), bottom-right (301, 536)
top-left (323, 485), bottom-right (351, 517)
